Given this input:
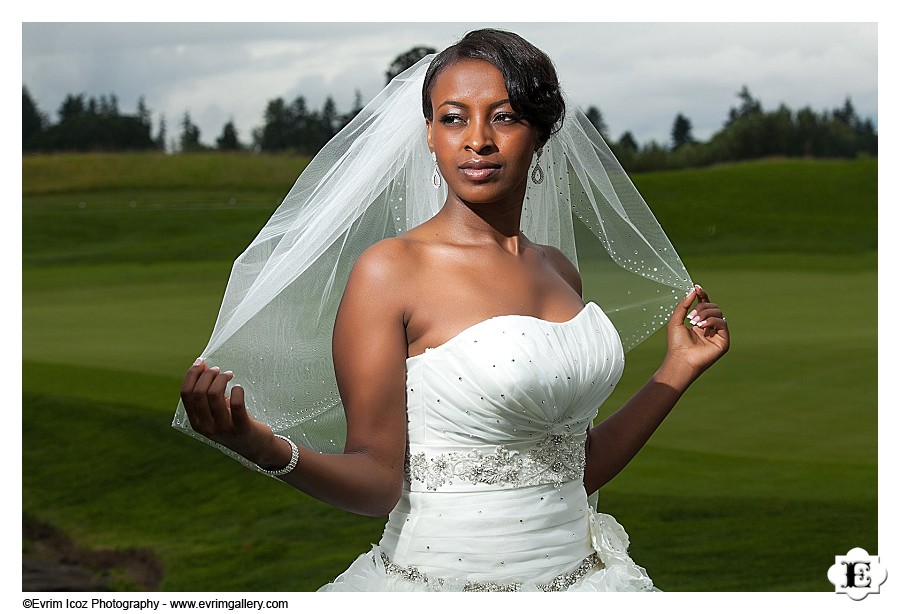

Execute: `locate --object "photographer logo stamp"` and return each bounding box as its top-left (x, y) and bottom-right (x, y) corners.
top-left (827, 547), bottom-right (887, 600)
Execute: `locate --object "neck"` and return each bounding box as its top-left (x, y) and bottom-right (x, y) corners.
top-left (436, 182), bottom-right (528, 252)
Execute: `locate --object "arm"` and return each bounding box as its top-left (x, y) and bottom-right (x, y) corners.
top-left (583, 285), bottom-right (729, 494)
top-left (181, 240), bottom-right (411, 517)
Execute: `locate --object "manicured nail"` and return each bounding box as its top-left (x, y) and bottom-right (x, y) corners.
top-left (695, 319), bottom-right (707, 327)
top-left (224, 370), bottom-right (234, 376)
top-left (688, 310), bottom-right (697, 320)
top-left (210, 366), bottom-right (220, 372)
top-left (193, 357), bottom-right (203, 366)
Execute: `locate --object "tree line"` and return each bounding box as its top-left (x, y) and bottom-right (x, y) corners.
top-left (598, 86), bottom-right (877, 172)
top-left (22, 49), bottom-right (876, 171)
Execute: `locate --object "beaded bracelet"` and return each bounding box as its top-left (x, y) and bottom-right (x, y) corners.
top-left (254, 434), bottom-right (299, 477)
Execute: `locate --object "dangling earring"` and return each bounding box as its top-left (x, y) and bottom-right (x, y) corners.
top-left (531, 148), bottom-right (545, 184)
top-left (431, 152), bottom-right (442, 188)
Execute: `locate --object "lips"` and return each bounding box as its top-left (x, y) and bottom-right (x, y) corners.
top-left (459, 159), bottom-right (501, 181)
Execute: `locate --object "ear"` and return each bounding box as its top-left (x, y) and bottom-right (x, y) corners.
top-left (426, 119), bottom-right (434, 152)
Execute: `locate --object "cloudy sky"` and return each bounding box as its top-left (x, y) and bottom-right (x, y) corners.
top-left (22, 21), bottom-right (878, 149)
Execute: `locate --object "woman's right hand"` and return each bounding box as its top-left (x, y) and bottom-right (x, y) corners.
top-left (180, 359), bottom-right (287, 469)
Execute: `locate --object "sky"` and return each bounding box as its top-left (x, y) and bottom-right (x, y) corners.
top-left (21, 21), bottom-right (878, 149)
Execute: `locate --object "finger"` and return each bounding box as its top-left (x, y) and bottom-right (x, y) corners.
top-left (180, 359), bottom-right (208, 430)
top-left (207, 369), bottom-right (235, 430)
top-left (694, 316), bottom-right (728, 335)
top-left (180, 358), bottom-right (207, 408)
top-left (694, 284), bottom-right (710, 302)
top-left (229, 384), bottom-right (251, 428)
top-left (190, 366), bottom-right (222, 430)
top-left (689, 304), bottom-right (721, 325)
top-left (669, 287), bottom-right (697, 326)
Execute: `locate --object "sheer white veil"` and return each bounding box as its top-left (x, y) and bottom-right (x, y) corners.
top-left (172, 55), bottom-right (692, 465)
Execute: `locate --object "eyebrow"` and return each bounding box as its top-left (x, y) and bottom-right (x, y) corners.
top-left (436, 98), bottom-right (511, 111)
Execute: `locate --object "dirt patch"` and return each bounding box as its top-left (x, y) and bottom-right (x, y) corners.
top-left (23, 514), bottom-right (164, 592)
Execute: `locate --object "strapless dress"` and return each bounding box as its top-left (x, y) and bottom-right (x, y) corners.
top-left (319, 302), bottom-right (655, 591)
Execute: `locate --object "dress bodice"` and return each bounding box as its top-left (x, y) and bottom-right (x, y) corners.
top-left (404, 302), bottom-right (624, 492)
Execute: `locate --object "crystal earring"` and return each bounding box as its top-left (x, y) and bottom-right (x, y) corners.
top-left (531, 148), bottom-right (545, 184)
top-left (431, 152), bottom-right (442, 188)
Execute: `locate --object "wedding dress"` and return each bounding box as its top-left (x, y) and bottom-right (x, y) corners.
top-left (318, 302), bottom-right (655, 592)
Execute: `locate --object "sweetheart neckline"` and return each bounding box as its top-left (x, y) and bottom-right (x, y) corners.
top-left (406, 302), bottom-right (602, 362)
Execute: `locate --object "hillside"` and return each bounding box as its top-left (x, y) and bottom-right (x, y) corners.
top-left (22, 154), bottom-right (877, 591)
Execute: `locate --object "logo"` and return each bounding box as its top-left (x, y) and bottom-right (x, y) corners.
top-left (827, 547), bottom-right (887, 600)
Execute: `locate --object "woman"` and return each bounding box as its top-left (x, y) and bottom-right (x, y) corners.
top-left (177, 29), bottom-right (728, 591)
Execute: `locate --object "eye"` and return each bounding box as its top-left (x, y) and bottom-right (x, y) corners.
top-left (439, 113), bottom-right (464, 125)
top-left (494, 111), bottom-right (521, 123)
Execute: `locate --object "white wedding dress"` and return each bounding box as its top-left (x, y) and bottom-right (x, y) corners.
top-left (318, 302), bottom-right (655, 592)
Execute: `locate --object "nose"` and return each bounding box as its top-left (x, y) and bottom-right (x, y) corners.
top-left (465, 117), bottom-right (495, 153)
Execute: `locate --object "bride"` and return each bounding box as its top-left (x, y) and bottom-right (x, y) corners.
top-left (176, 29), bottom-right (728, 591)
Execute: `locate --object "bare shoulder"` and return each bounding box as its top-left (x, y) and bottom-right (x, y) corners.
top-left (348, 236), bottom-right (423, 288)
top-left (340, 236), bottom-right (422, 317)
top-left (535, 243), bottom-right (582, 296)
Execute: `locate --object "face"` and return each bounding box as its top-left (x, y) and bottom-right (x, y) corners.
top-left (426, 59), bottom-right (541, 207)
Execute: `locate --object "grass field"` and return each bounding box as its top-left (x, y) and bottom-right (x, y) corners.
top-left (21, 153), bottom-right (877, 591)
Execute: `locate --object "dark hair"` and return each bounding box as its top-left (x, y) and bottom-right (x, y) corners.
top-left (422, 29), bottom-right (566, 143)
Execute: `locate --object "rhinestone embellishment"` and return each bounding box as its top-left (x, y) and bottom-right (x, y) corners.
top-left (405, 432), bottom-right (585, 490)
top-left (378, 552), bottom-right (602, 591)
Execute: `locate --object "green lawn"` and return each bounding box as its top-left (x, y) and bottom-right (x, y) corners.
top-left (22, 154), bottom-right (877, 591)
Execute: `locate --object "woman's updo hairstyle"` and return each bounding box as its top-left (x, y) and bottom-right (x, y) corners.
top-left (422, 29), bottom-right (566, 144)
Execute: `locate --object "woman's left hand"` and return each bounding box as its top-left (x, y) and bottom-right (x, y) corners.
top-left (664, 284), bottom-right (730, 378)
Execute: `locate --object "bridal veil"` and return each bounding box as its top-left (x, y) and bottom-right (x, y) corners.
top-left (172, 55), bottom-right (692, 464)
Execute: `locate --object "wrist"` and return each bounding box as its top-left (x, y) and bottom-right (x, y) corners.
top-left (255, 433), bottom-right (297, 472)
top-left (654, 357), bottom-right (701, 392)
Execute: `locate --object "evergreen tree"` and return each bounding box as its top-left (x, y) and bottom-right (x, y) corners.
top-left (585, 106), bottom-right (608, 138)
top-left (321, 96), bottom-right (338, 141)
top-left (137, 97), bottom-right (152, 129)
top-left (99, 93), bottom-right (119, 117)
top-left (155, 113), bottom-right (167, 151)
top-left (833, 97), bottom-right (856, 125)
top-left (179, 111), bottom-right (203, 152)
top-left (671, 113), bottom-right (695, 150)
top-left (256, 97), bottom-right (295, 151)
top-left (23, 86), bottom-right (46, 150)
top-left (617, 131), bottom-right (639, 153)
top-left (727, 85), bottom-right (762, 124)
top-left (216, 120), bottom-right (241, 151)
top-left (340, 89), bottom-right (365, 129)
top-left (289, 96), bottom-right (310, 150)
top-left (58, 94), bottom-right (86, 121)
top-left (386, 46), bottom-right (436, 83)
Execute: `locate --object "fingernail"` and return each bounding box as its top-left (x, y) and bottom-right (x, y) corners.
top-left (224, 370), bottom-right (234, 376)
top-left (696, 319), bottom-right (707, 327)
top-left (210, 366), bottom-right (220, 372)
top-left (688, 310), bottom-right (697, 319)
top-left (193, 357), bottom-right (203, 366)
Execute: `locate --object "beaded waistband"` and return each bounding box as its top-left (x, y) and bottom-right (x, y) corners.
top-left (378, 551), bottom-right (602, 592)
top-left (405, 432), bottom-right (586, 491)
